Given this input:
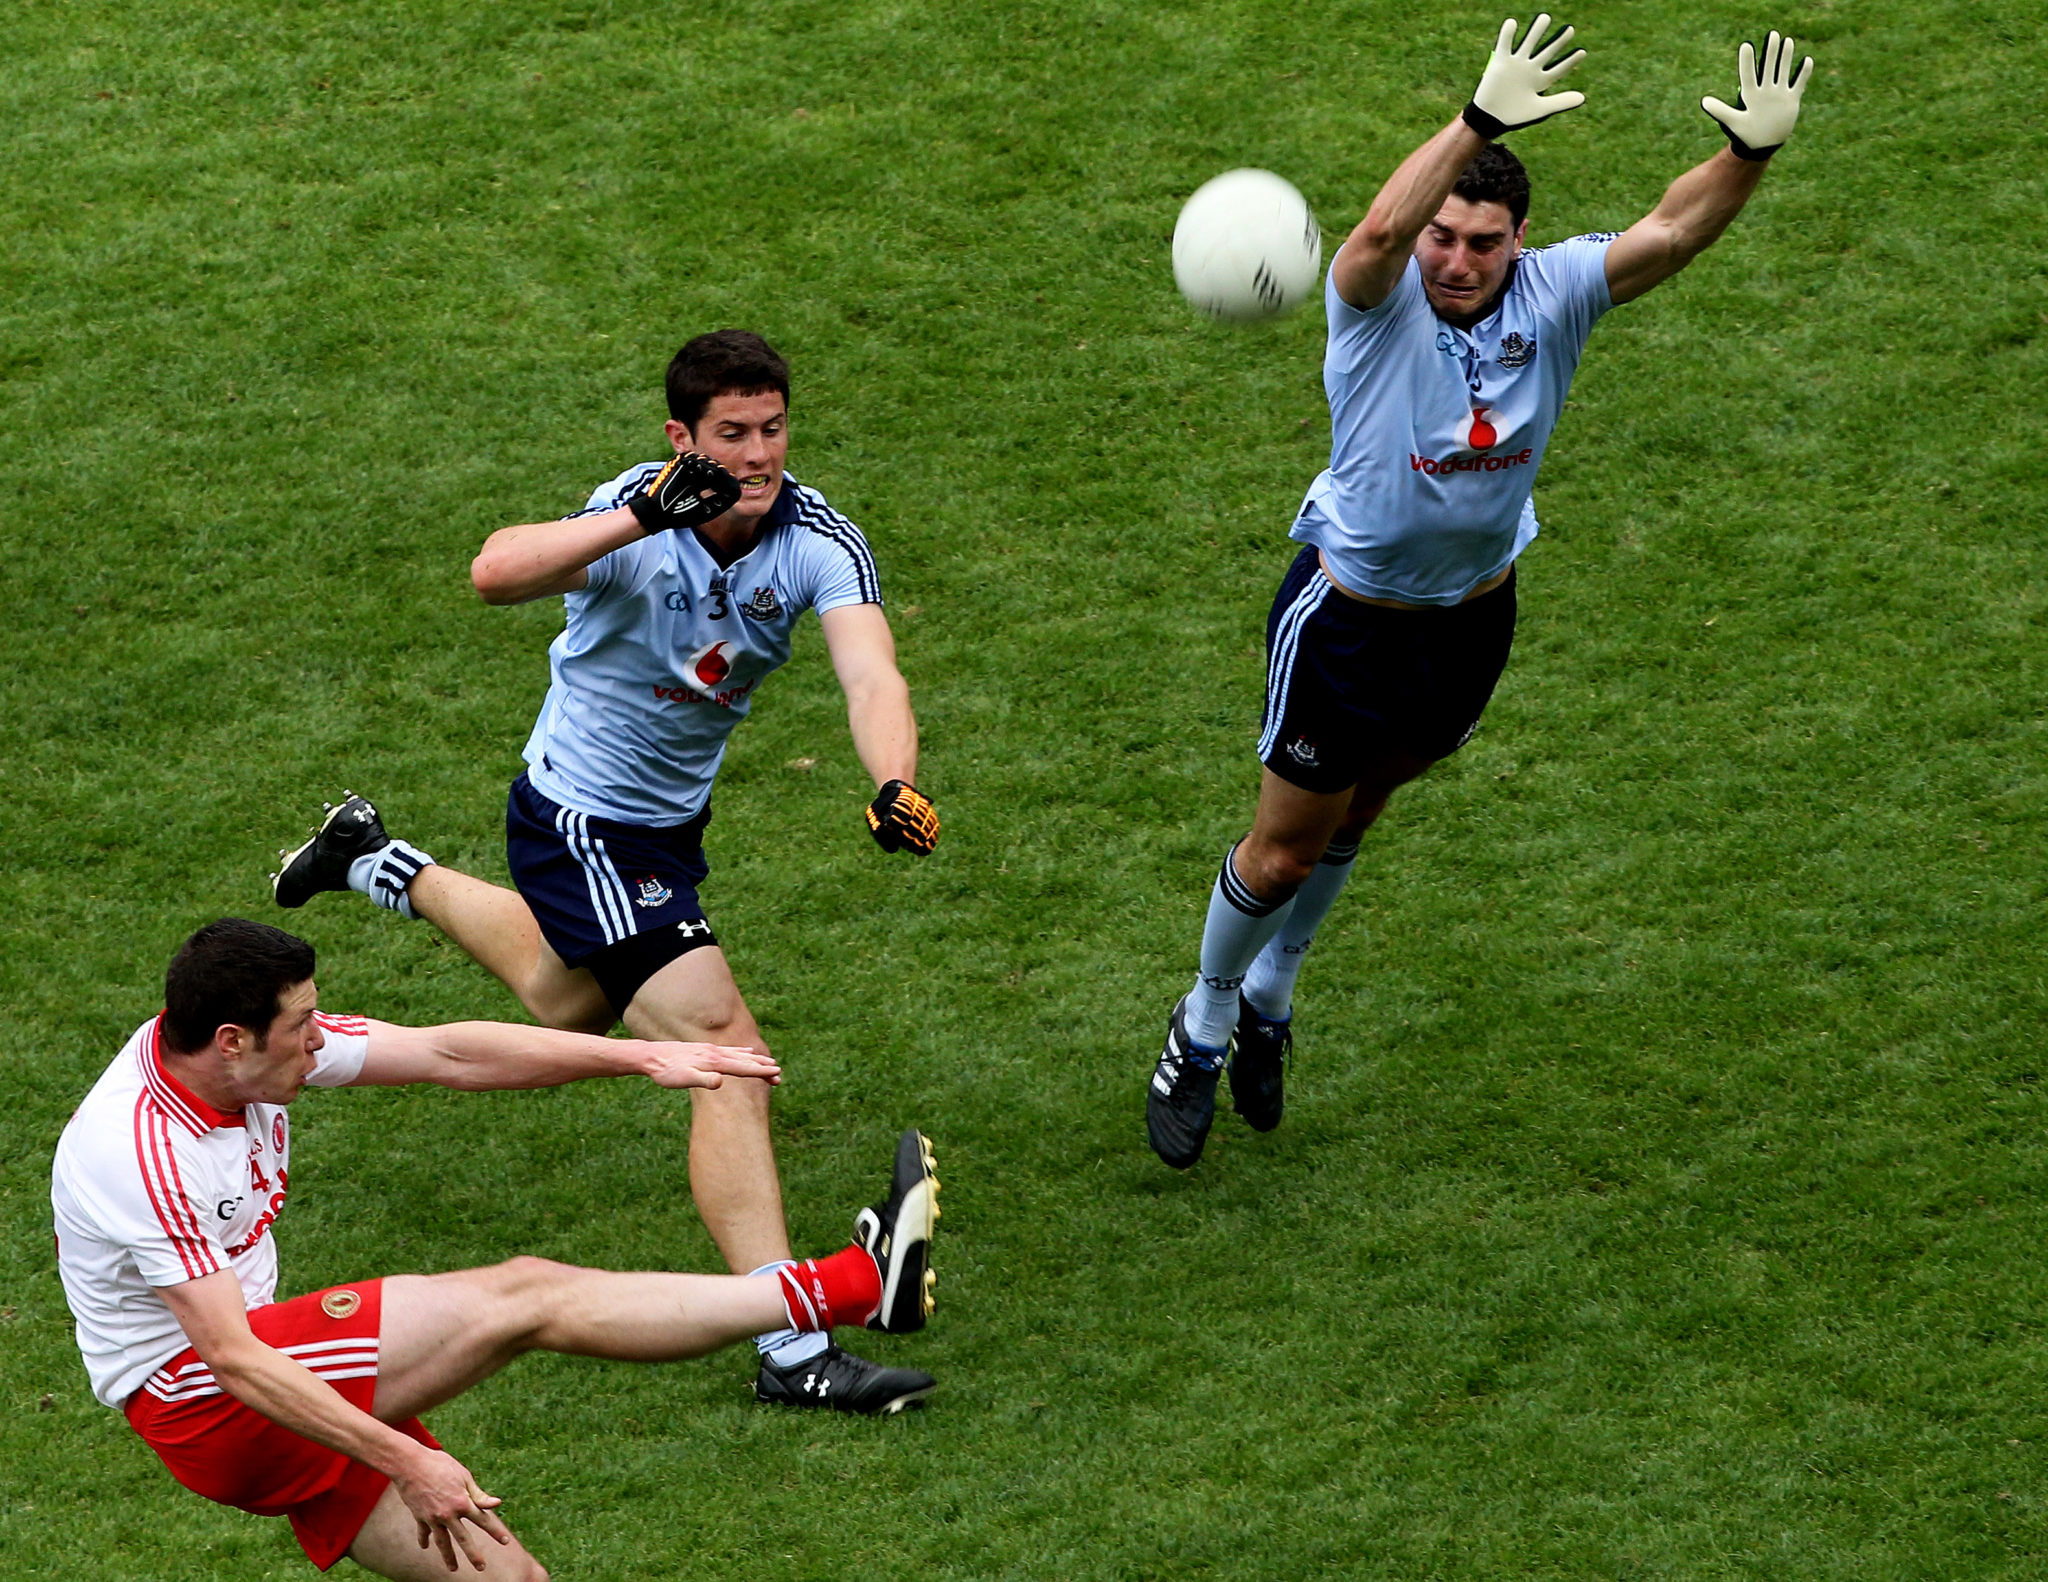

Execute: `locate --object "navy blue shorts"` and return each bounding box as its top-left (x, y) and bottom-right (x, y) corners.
top-left (1258, 546), bottom-right (1517, 794)
top-left (505, 773), bottom-right (716, 971)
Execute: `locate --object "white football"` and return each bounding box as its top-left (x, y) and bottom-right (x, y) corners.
top-left (1172, 168), bottom-right (1322, 323)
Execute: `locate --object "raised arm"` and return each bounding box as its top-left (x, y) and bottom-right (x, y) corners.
top-left (820, 602), bottom-right (941, 856)
top-left (471, 450), bottom-right (744, 605)
top-left (470, 506), bottom-right (634, 604)
top-left (1604, 32), bottom-right (1814, 306)
top-left (352, 1017), bottom-right (779, 1091)
top-left (160, 1271), bottom-right (511, 1572)
top-left (1333, 15), bottom-right (1587, 311)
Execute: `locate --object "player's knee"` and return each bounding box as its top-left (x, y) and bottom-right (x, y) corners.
top-left (487, 1255), bottom-right (578, 1305)
top-left (1240, 841), bottom-right (1317, 897)
top-left (488, 1550), bottom-right (549, 1582)
top-left (527, 988), bottom-right (614, 1036)
top-left (690, 991), bottom-right (756, 1047)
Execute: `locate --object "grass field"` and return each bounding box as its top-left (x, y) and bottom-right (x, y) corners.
top-left (4, 0), bottom-right (2046, 1576)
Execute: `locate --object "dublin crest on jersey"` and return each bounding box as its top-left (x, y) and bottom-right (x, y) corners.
top-left (738, 584), bottom-right (784, 622)
top-left (1498, 331), bottom-right (1535, 368)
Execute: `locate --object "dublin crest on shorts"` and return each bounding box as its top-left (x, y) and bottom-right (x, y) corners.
top-left (634, 874), bottom-right (674, 909)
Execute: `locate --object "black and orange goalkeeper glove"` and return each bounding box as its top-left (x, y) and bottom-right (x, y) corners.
top-left (865, 780), bottom-right (939, 855)
top-left (628, 450), bottom-right (744, 535)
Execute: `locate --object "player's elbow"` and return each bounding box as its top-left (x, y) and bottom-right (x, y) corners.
top-left (1353, 215), bottom-right (1402, 258)
top-left (197, 1334), bottom-right (275, 1395)
top-left (471, 549), bottom-right (522, 605)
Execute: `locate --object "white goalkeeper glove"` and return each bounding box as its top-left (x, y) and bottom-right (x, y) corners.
top-left (1462, 15), bottom-right (1587, 139)
top-left (1701, 31), bottom-right (1814, 160)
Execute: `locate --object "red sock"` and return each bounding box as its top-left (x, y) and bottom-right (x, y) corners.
top-left (774, 1245), bottom-right (882, 1332)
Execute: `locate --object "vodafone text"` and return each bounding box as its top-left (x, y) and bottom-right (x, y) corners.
top-left (1411, 447), bottom-right (1535, 476)
top-left (652, 681), bottom-right (757, 709)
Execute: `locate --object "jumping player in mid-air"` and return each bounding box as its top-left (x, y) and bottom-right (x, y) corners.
top-left (52, 918), bottom-right (940, 1579)
top-left (272, 330), bottom-right (944, 1410)
top-left (1147, 17), bottom-right (1815, 1166)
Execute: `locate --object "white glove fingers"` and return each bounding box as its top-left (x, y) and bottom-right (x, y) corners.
top-left (1700, 94), bottom-right (1736, 130)
top-left (1774, 37), bottom-right (1797, 90)
top-left (1520, 15), bottom-right (1554, 59)
top-left (1495, 17), bottom-right (1521, 56)
top-left (1544, 89), bottom-right (1586, 115)
top-left (1765, 31), bottom-right (1786, 86)
top-left (1737, 39), bottom-right (1758, 99)
top-left (1532, 23), bottom-right (1577, 69)
top-left (1542, 48), bottom-right (1587, 84)
top-left (1789, 52), bottom-right (1814, 97)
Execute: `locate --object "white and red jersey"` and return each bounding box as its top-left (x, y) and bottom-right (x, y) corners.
top-left (51, 1012), bottom-right (369, 1409)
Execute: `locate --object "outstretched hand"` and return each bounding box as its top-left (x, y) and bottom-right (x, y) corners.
top-left (1702, 31), bottom-right (1814, 160)
top-left (638, 1041), bottom-right (782, 1090)
top-left (1463, 14), bottom-right (1587, 138)
top-left (395, 1447), bottom-right (513, 1573)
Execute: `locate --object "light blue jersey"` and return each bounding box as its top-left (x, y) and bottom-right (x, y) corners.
top-left (521, 465), bottom-right (881, 825)
top-left (1292, 233), bottom-right (1618, 605)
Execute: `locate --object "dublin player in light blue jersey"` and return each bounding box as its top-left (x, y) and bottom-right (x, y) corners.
top-left (271, 331), bottom-right (945, 1412)
top-left (1147, 18), bottom-right (1816, 1166)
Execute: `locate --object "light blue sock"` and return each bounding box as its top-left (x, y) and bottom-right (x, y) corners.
top-left (346, 840), bottom-right (434, 921)
top-left (748, 1261), bottom-right (831, 1366)
top-left (1184, 842), bottom-right (1298, 1051)
top-left (1243, 839), bottom-right (1359, 1022)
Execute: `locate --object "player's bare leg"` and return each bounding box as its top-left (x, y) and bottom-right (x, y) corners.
top-left (371, 1260), bottom-right (793, 1421)
top-left (347, 1483), bottom-right (548, 1582)
top-left (617, 947), bottom-right (789, 1273)
top-left (406, 865), bottom-right (614, 1033)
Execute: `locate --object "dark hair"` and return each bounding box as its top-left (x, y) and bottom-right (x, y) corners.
top-left (1452, 144), bottom-right (1531, 228)
top-left (665, 330), bottom-right (790, 429)
top-left (163, 918), bottom-right (316, 1054)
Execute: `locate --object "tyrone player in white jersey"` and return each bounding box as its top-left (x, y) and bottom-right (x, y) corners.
top-left (53, 918), bottom-right (940, 1579)
top-left (269, 331), bottom-right (943, 1411)
top-left (1147, 18), bottom-right (1816, 1166)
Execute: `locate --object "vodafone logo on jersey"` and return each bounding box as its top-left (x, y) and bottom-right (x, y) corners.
top-left (652, 641), bottom-right (757, 709)
top-left (1412, 408), bottom-right (1534, 476)
top-left (689, 641), bottom-right (734, 688)
top-left (652, 642), bottom-right (736, 698)
top-left (1458, 405), bottom-right (1504, 451)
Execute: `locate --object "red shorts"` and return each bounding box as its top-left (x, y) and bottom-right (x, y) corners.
top-left (125, 1279), bottom-right (440, 1571)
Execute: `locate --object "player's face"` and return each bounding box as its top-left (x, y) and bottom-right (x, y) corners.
top-left (667, 390), bottom-right (789, 527)
top-left (1415, 197), bottom-right (1527, 322)
top-left (230, 978), bottom-right (324, 1106)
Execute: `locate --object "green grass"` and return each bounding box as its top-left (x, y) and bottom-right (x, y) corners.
top-left (4, 0), bottom-right (2046, 1576)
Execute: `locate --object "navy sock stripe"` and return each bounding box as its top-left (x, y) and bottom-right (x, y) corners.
top-left (1320, 840), bottom-right (1361, 866)
top-left (1217, 846), bottom-right (1291, 918)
